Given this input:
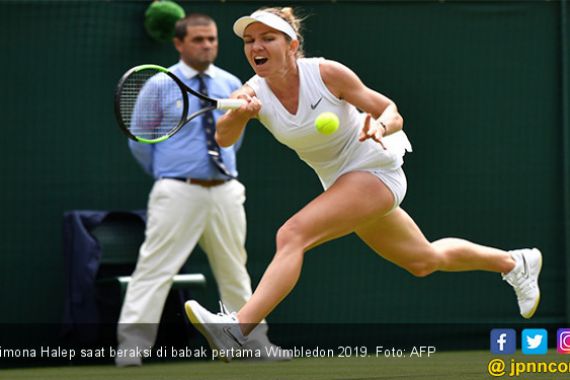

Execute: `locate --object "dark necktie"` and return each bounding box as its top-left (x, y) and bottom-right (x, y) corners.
top-left (196, 74), bottom-right (234, 178)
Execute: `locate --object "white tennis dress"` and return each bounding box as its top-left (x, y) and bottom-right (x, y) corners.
top-left (247, 57), bottom-right (412, 197)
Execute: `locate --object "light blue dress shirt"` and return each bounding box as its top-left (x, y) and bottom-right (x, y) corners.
top-left (128, 60), bottom-right (243, 180)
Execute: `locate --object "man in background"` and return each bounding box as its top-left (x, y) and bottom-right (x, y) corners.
top-left (116, 13), bottom-right (283, 366)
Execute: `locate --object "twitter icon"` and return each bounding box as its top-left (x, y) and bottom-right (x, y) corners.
top-left (522, 329), bottom-right (548, 354)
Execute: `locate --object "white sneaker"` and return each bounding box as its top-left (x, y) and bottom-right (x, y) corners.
top-left (502, 248), bottom-right (542, 319)
top-left (184, 300), bottom-right (246, 362)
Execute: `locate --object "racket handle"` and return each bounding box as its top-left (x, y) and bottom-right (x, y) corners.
top-left (217, 99), bottom-right (246, 110)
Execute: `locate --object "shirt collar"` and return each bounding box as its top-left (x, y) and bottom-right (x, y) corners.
top-left (178, 60), bottom-right (217, 79)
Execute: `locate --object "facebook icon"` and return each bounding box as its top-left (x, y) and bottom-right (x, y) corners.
top-left (491, 329), bottom-right (516, 354)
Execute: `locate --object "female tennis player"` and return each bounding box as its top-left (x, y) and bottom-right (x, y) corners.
top-left (185, 7), bottom-right (542, 359)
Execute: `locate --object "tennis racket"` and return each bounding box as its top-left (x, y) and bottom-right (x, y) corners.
top-left (114, 64), bottom-right (245, 144)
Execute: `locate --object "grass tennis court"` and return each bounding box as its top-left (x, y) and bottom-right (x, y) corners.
top-left (2, 351), bottom-right (568, 379)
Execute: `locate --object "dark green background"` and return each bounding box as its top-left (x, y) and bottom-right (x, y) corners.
top-left (1, 0), bottom-right (568, 342)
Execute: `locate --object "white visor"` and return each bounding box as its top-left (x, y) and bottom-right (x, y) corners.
top-left (233, 11), bottom-right (297, 41)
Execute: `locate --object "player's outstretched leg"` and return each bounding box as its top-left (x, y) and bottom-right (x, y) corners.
top-left (502, 248), bottom-right (542, 319)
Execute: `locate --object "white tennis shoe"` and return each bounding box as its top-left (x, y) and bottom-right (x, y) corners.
top-left (184, 300), bottom-right (246, 362)
top-left (502, 248), bottom-right (542, 319)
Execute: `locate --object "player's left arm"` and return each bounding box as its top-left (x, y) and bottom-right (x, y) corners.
top-left (320, 60), bottom-right (403, 142)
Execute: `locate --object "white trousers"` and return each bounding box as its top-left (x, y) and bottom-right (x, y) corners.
top-left (117, 178), bottom-right (253, 349)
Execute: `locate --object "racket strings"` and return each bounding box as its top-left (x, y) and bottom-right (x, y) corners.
top-left (119, 69), bottom-right (184, 139)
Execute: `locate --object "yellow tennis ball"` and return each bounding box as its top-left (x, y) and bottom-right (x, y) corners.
top-left (315, 112), bottom-right (339, 135)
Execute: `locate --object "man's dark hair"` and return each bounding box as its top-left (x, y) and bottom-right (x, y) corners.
top-left (174, 13), bottom-right (215, 40)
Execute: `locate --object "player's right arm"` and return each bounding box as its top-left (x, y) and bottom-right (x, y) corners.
top-left (216, 84), bottom-right (261, 147)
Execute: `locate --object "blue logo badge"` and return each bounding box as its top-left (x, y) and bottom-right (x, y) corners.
top-left (490, 329), bottom-right (516, 354)
top-left (522, 329), bottom-right (548, 355)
